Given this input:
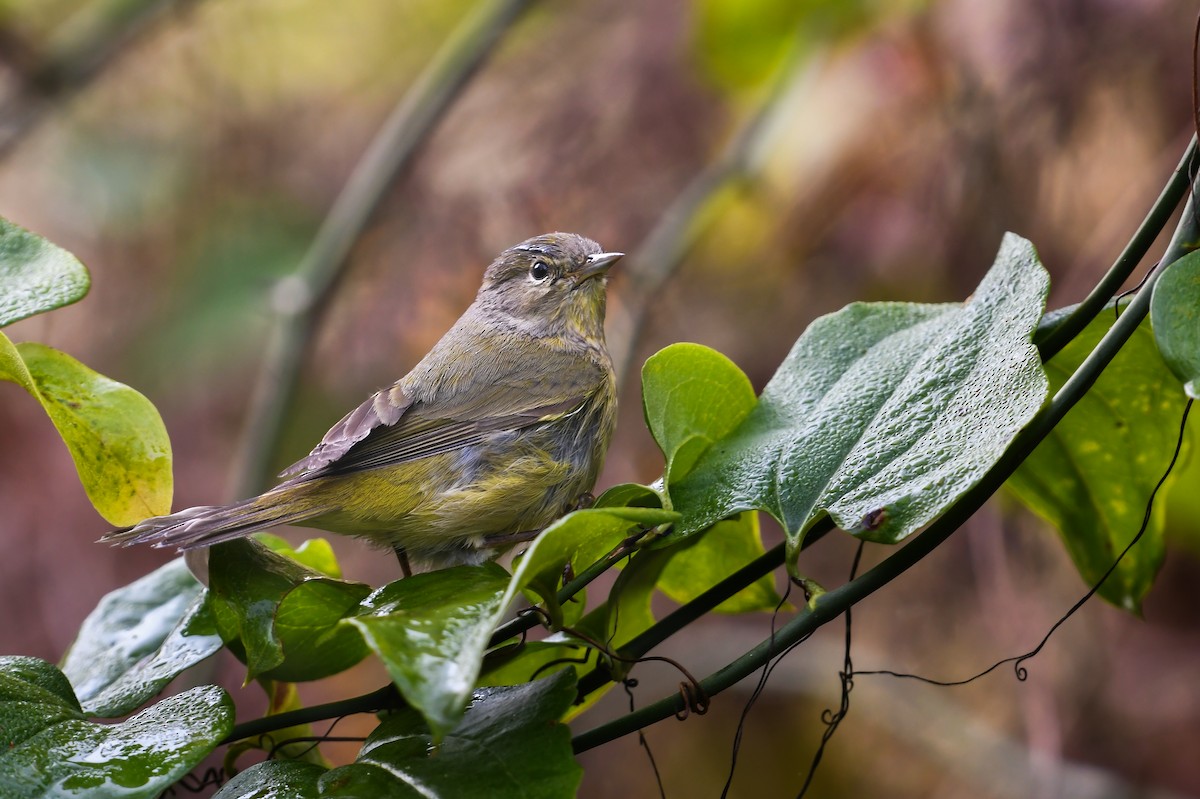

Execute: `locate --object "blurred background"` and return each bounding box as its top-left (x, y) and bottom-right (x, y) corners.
top-left (1, 0), bottom-right (1199, 796)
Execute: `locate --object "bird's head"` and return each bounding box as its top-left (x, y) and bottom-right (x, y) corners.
top-left (477, 232), bottom-right (623, 339)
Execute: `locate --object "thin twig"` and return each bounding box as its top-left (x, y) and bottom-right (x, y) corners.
top-left (607, 35), bottom-right (821, 383)
top-left (228, 0), bottom-right (536, 497)
top-left (1034, 135), bottom-right (1196, 360)
top-left (0, 0), bottom-right (199, 158)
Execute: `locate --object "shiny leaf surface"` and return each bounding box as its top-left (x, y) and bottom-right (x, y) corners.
top-left (215, 672), bottom-right (579, 798)
top-left (0, 657), bottom-right (232, 799)
top-left (208, 537), bottom-right (368, 681)
top-left (0, 217), bottom-right (90, 327)
top-left (0, 333), bottom-right (172, 525)
top-left (61, 558), bottom-right (221, 717)
top-left (667, 233), bottom-right (1049, 572)
top-left (1151, 247), bottom-right (1200, 398)
top-left (348, 563), bottom-right (511, 740)
top-left (1008, 316), bottom-right (1184, 610)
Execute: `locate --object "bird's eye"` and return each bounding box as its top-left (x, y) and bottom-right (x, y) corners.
top-left (530, 260), bottom-right (551, 281)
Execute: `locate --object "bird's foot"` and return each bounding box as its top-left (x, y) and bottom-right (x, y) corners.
top-left (570, 492), bottom-right (596, 512)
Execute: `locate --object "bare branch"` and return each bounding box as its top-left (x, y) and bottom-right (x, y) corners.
top-left (228, 0), bottom-right (536, 498)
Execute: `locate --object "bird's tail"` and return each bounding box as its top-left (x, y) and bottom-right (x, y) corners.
top-left (101, 487), bottom-right (325, 550)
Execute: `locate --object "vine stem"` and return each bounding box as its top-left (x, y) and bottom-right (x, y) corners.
top-left (221, 138), bottom-right (1199, 753)
top-left (221, 684), bottom-right (398, 747)
top-left (228, 0), bottom-right (536, 497)
top-left (1034, 135), bottom-right (1197, 359)
top-left (222, 524), bottom-right (653, 745)
top-left (572, 521), bottom-right (833, 700)
top-left (571, 149), bottom-right (1200, 754)
top-left (0, 0), bottom-right (201, 159)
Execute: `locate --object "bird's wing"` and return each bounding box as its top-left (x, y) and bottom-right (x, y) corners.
top-left (278, 385), bottom-right (413, 477)
top-left (279, 331), bottom-right (607, 480)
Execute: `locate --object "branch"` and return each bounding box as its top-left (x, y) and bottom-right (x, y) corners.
top-left (572, 151), bottom-right (1200, 754)
top-left (228, 0), bottom-right (535, 497)
top-left (572, 521), bottom-right (832, 699)
top-left (0, 0), bottom-right (199, 158)
top-left (222, 684), bottom-right (398, 747)
top-left (607, 35), bottom-right (821, 383)
top-left (1034, 134), bottom-right (1197, 359)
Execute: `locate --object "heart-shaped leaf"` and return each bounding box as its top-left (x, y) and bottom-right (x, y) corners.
top-left (642, 342), bottom-right (756, 488)
top-left (348, 563), bottom-right (512, 741)
top-left (349, 507), bottom-right (677, 739)
top-left (666, 233), bottom-right (1049, 572)
top-left (208, 537), bottom-right (369, 681)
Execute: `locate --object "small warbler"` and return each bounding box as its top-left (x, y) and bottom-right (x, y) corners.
top-left (105, 233), bottom-right (622, 571)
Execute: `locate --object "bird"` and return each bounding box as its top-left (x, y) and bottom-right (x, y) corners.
top-left (104, 232), bottom-right (622, 574)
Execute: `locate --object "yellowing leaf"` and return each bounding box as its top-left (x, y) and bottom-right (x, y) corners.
top-left (0, 333), bottom-right (172, 525)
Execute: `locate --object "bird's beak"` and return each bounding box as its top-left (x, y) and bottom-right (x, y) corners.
top-left (573, 252), bottom-right (624, 288)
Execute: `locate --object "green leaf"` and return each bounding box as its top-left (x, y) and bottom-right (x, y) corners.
top-left (0, 657), bottom-right (233, 799)
top-left (348, 564), bottom-right (511, 740)
top-left (0, 334), bottom-right (173, 524)
top-left (270, 579), bottom-right (372, 682)
top-left (593, 481), bottom-right (664, 509)
top-left (574, 547), bottom-right (672, 660)
top-left (479, 639), bottom-right (586, 688)
top-left (667, 233), bottom-right (1049, 573)
top-left (1151, 248), bottom-right (1200, 398)
top-left (60, 558), bottom-right (222, 717)
top-left (0, 217), bottom-right (90, 327)
top-left (511, 506), bottom-right (677, 627)
top-left (656, 511), bottom-right (780, 613)
top-left (208, 538), bottom-right (369, 681)
top-left (350, 507), bottom-right (677, 739)
top-left (343, 670), bottom-right (580, 798)
top-left (256, 533), bottom-right (345, 578)
top-left (642, 342), bottom-right (757, 488)
top-left (214, 760), bottom-right (326, 799)
top-left (215, 671), bottom-right (581, 799)
top-left (1007, 316), bottom-right (1184, 611)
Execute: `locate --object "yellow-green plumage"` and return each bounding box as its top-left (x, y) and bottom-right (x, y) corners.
top-left (104, 233), bottom-right (621, 569)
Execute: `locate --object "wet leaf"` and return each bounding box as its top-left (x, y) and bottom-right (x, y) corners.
top-left (214, 671), bottom-right (580, 799)
top-left (512, 506), bottom-right (678, 627)
top-left (60, 558), bottom-right (221, 717)
top-left (1151, 247), bottom-right (1200, 398)
top-left (0, 333), bottom-right (172, 525)
top-left (348, 564), bottom-right (511, 741)
top-left (0, 217), bottom-right (90, 327)
top-left (349, 507), bottom-right (676, 739)
top-left (656, 511), bottom-right (779, 613)
top-left (0, 657), bottom-right (232, 799)
top-left (1008, 316), bottom-right (1184, 611)
top-left (642, 342), bottom-right (756, 488)
top-left (666, 233), bottom-right (1049, 574)
top-left (214, 760), bottom-right (325, 799)
top-left (208, 537), bottom-right (368, 681)
top-left (342, 670), bottom-right (579, 798)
